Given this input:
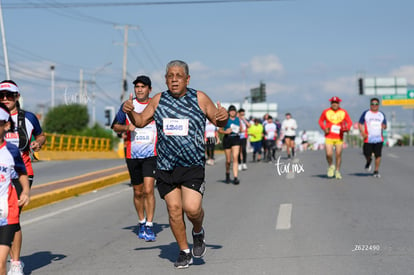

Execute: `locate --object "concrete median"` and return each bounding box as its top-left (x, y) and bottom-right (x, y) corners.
top-left (23, 166), bottom-right (130, 212)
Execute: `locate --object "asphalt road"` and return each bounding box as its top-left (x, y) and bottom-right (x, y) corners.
top-left (18, 146), bottom-right (414, 274)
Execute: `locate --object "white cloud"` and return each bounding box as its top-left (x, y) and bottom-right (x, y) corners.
top-left (266, 82), bottom-right (295, 96)
top-left (249, 55), bottom-right (284, 75)
top-left (320, 76), bottom-right (357, 96)
top-left (389, 65), bottom-right (414, 85)
top-left (188, 61), bottom-right (209, 73)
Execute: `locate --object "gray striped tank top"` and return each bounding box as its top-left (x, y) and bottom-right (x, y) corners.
top-left (154, 88), bottom-right (206, 170)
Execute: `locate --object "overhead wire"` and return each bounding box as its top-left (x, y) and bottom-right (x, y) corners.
top-left (3, 0), bottom-right (288, 9)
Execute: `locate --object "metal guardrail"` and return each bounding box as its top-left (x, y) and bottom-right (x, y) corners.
top-left (42, 133), bottom-right (112, 152)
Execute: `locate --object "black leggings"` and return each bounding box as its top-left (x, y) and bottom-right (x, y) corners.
top-left (238, 138), bottom-right (247, 164)
top-left (205, 138), bottom-right (216, 159)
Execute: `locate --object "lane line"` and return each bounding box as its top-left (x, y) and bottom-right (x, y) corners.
top-left (21, 187), bottom-right (129, 226)
top-left (387, 153), bottom-right (399, 159)
top-left (276, 203), bottom-right (292, 230)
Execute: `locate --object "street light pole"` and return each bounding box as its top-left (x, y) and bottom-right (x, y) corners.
top-left (0, 0), bottom-right (10, 79)
top-left (91, 62), bottom-right (112, 125)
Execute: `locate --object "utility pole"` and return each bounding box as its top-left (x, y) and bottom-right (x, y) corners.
top-left (114, 25), bottom-right (138, 102)
top-left (91, 62), bottom-right (112, 126)
top-left (79, 68), bottom-right (85, 104)
top-left (50, 65), bottom-right (55, 108)
top-left (0, 0), bottom-right (10, 79)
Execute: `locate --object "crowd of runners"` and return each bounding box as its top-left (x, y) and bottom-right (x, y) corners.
top-left (0, 60), bottom-right (388, 273)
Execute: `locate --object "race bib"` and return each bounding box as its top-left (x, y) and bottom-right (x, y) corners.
top-left (0, 196), bottom-right (8, 226)
top-left (369, 121), bottom-right (382, 130)
top-left (331, 125), bottom-right (341, 134)
top-left (163, 118), bottom-right (189, 136)
top-left (230, 124), bottom-right (240, 133)
top-left (134, 129), bottom-right (154, 144)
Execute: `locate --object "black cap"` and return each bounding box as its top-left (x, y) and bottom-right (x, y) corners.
top-left (132, 75), bottom-right (151, 88)
top-left (228, 105), bottom-right (237, 112)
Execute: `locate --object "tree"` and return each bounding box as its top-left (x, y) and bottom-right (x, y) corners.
top-left (43, 104), bottom-right (89, 134)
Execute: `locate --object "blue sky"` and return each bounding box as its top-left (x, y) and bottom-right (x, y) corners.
top-left (1, 0), bottom-right (414, 131)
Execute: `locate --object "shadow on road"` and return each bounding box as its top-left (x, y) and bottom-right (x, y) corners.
top-left (21, 251), bottom-right (66, 274)
top-left (135, 241), bottom-right (222, 265)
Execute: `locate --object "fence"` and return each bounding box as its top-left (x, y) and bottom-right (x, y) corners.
top-left (42, 133), bottom-right (112, 152)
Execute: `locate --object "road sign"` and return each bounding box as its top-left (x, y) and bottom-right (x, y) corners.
top-left (381, 90), bottom-right (414, 105)
top-left (382, 99), bottom-right (414, 106)
top-left (361, 77), bottom-right (407, 96)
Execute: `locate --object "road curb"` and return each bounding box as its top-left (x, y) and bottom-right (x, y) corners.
top-left (23, 171), bottom-right (130, 212)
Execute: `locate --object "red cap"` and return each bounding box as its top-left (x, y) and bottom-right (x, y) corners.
top-left (329, 96), bottom-right (342, 102)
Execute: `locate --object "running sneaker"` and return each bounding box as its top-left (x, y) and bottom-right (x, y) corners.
top-left (225, 174), bottom-right (230, 184)
top-left (137, 223), bottom-right (145, 239)
top-left (365, 160), bottom-right (372, 172)
top-left (238, 164), bottom-right (242, 171)
top-left (242, 163), bottom-right (248, 170)
top-left (327, 165), bottom-right (335, 178)
top-left (8, 260), bottom-right (24, 275)
top-left (233, 178), bottom-right (240, 185)
top-left (144, 225), bottom-right (156, 242)
top-left (192, 229), bottom-right (206, 258)
top-left (335, 170), bottom-right (342, 179)
top-left (373, 171), bottom-right (381, 178)
top-left (174, 251), bottom-right (193, 269)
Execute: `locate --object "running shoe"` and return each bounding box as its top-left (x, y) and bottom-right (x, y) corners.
top-left (225, 174), bottom-right (230, 184)
top-left (233, 178), bottom-right (240, 185)
top-left (327, 165), bottom-right (335, 177)
top-left (373, 171), bottom-right (381, 178)
top-left (137, 223), bottom-right (145, 239)
top-left (192, 229), bottom-right (206, 258)
top-left (144, 225), bottom-right (156, 242)
top-left (8, 260), bottom-right (24, 275)
top-left (335, 170), bottom-right (342, 179)
top-left (365, 159), bottom-right (372, 171)
top-left (174, 251), bottom-right (193, 269)
top-left (238, 164), bottom-right (242, 171)
top-left (242, 163), bottom-right (248, 170)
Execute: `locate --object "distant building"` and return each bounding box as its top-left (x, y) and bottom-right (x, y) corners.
top-left (250, 82), bottom-right (266, 103)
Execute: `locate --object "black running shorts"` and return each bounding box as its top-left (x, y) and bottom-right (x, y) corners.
top-left (156, 166), bottom-right (205, 199)
top-left (0, 224), bottom-right (20, 247)
top-left (126, 157), bottom-right (157, 185)
top-left (222, 135), bottom-right (240, 149)
top-left (363, 142), bottom-right (383, 158)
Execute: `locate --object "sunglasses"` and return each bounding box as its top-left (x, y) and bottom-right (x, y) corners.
top-left (0, 91), bottom-right (17, 101)
top-left (371, 102), bottom-right (379, 106)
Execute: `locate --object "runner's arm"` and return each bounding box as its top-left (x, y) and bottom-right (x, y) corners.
top-left (123, 93), bottom-right (159, 127)
top-left (197, 91), bottom-right (228, 127)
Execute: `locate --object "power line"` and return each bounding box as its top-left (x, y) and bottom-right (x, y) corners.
top-left (3, 1), bottom-right (288, 9)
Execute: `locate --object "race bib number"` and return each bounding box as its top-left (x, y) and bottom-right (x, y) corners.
top-left (369, 121), bottom-right (382, 130)
top-left (163, 118), bottom-right (189, 136)
top-left (331, 125), bottom-right (341, 134)
top-left (0, 196), bottom-right (8, 226)
top-left (134, 129), bottom-right (154, 144)
top-left (230, 124), bottom-right (240, 133)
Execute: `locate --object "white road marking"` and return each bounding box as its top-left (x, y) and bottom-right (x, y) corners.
top-left (276, 203), bottom-right (292, 230)
top-left (22, 187), bottom-right (129, 226)
top-left (387, 153), bottom-right (399, 159)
